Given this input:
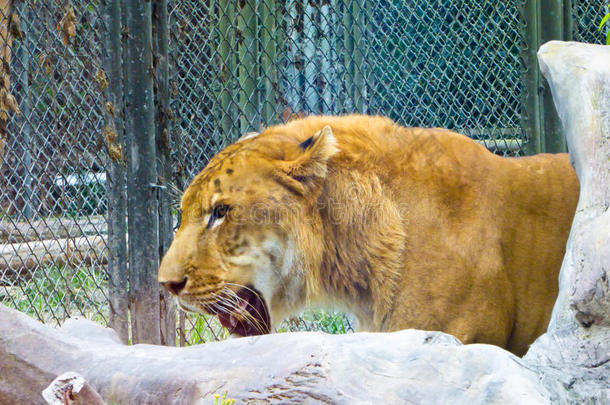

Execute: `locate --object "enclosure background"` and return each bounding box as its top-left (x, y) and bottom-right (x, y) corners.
top-left (0, 0), bottom-right (607, 345)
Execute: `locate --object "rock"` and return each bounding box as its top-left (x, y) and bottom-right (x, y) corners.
top-left (0, 305), bottom-right (552, 405)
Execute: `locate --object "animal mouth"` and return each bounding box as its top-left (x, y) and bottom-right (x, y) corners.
top-left (214, 286), bottom-right (271, 336)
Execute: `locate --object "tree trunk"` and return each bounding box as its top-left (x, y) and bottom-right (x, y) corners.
top-left (0, 0), bottom-right (21, 163)
top-left (522, 41), bottom-right (610, 402)
top-left (0, 236), bottom-right (107, 282)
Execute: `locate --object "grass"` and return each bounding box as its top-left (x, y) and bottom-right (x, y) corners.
top-left (277, 310), bottom-right (353, 334)
top-left (183, 310), bottom-right (352, 345)
top-left (1, 264), bottom-right (109, 326)
top-left (214, 392), bottom-right (237, 405)
top-left (2, 263), bottom-right (351, 345)
top-left (183, 312), bottom-right (231, 345)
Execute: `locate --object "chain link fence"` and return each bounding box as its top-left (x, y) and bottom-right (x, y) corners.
top-left (572, 0), bottom-right (608, 43)
top-left (1, 1), bottom-right (608, 346)
top-left (0, 1), bottom-right (109, 327)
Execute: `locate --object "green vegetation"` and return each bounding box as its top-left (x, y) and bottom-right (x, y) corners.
top-left (184, 310), bottom-right (351, 345)
top-left (1, 264), bottom-right (109, 326)
top-left (2, 262), bottom-right (350, 345)
top-left (183, 312), bottom-right (230, 344)
top-left (1, 242), bottom-right (348, 344)
top-left (277, 310), bottom-right (352, 335)
top-left (214, 391), bottom-right (236, 405)
top-left (600, 5), bottom-right (610, 45)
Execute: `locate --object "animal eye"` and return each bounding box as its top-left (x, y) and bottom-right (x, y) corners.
top-left (208, 204), bottom-right (231, 229)
top-left (213, 204), bottom-right (230, 219)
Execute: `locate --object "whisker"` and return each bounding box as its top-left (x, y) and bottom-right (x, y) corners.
top-left (182, 283), bottom-right (269, 335)
top-left (223, 283), bottom-right (261, 297)
top-left (220, 286), bottom-right (268, 335)
top-left (221, 286), bottom-right (269, 334)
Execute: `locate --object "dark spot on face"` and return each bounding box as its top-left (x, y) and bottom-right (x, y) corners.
top-left (214, 178), bottom-right (222, 192)
top-left (226, 169), bottom-right (234, 175)
top-left (229, 186), bottom-right (234, 192)
top-left (269, 195), bottom-right (278, 203)
top-left (282, 195), bottom-right (291, 204)
top-left (236, 186), bottom-right (243, 192)
top-left (246, 189), bottom-right (256, 195)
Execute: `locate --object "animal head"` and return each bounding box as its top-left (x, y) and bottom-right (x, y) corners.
top-left (158, 125), bottom-right (338, 335)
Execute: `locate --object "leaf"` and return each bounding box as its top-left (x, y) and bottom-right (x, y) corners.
top-left (57, 7), bottom-right (77, 45)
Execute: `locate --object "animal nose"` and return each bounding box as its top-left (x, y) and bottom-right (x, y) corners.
top-left (160, 277), bottom-right (188, 295)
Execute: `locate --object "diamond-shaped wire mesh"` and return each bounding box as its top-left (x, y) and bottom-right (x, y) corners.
top-left (167, 0), bottom-right (532, 343)
top-left (1, 1), bottom-right (607, 346)
top-left (572, 0), bottom-right (608, 44)
top-left (0, 1), bottom-right (109, 327)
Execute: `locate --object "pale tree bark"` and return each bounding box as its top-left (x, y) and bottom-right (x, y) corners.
top-left (0, 0), bottom-right (21, 164)
top-left (535, 41), bottom-right (610, 335)
top-left (523, 41), bottom-right (610, 402)
top-left (0, 236), bottom-right (107, 280)
top-left (42, 372), bottom-right (106, 405)
top-left (538, 42), bottom-right (610, 331)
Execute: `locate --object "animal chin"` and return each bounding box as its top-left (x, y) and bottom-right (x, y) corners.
top-left (216, 286), bottom-right (271, 336)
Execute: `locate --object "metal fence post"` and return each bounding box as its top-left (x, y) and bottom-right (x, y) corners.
top-left (303, 3), bottom-right (319, 113)
top-left (343, 1), bottom-right (355, 112)
top-left (15, 3), bottom-right (34, 219)
top-left (261, 0), bottom-right (279, 124)
top-left (285, 1), bottom-right (301, 116)
top-left (125, 0), bottom-right (161, 345)
top-left (153, 0), bottom-right (176, 347)
top-left (101, 0), bottom-right (129, 344)
top-left (218, 0), bottom-right (236, 142)
top-left (319, 2), bottom-right (332, 114)
top-left (522, 0), bottom-right (571, 155)
top-left (351, 0), bottom-right (365, 113)
top-left (521, 0), bottom-right (543, 155)
top-left (563, 0), bottom-right (574, 41)
top-left (540, 0), bottom-right (568, 153)
top-left (238, 0), bottom-right (259, 133)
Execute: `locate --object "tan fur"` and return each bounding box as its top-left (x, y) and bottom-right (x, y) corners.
top-left (158, 114), bottom-right (579, 356)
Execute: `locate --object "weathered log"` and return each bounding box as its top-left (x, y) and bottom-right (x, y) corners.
top-left (42, 372), bottom-right (107, 405)
top-left (0, 216), bottom-right (107, 244)
top-left (0, 305), bottom-right (553, 405)
top-left (0, 236), bottom-right (108, 282)
top-left (536, 41), bottom-right (610, 331)
top-left (521, 41), bottom-right (610, 402)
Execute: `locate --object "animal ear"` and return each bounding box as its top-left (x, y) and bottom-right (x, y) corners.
top-left (236, 131), bottom-right (260, 142)
top-left (284, 125), bottom-right (339, 179)
top-left (274, 126), bottom-right (339, 194)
